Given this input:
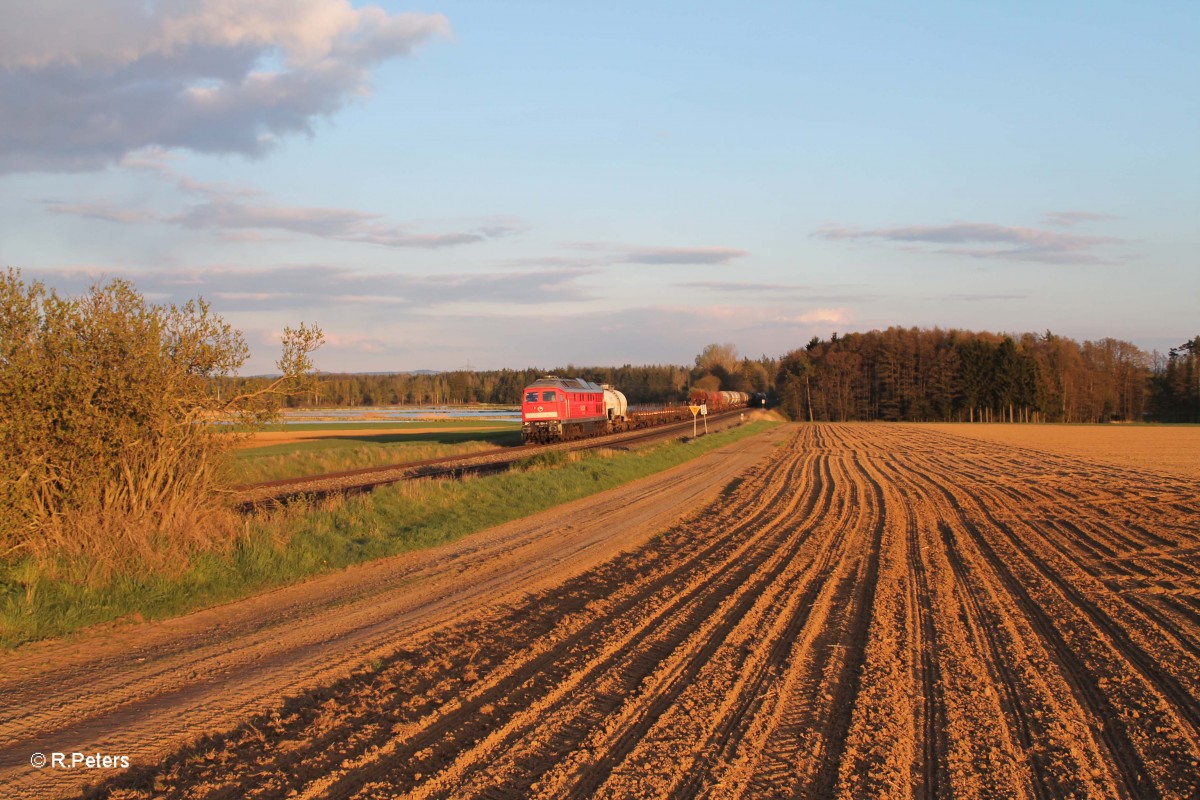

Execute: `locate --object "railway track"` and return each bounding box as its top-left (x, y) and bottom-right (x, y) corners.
top-left (234, 411), bottom-right (748, 511)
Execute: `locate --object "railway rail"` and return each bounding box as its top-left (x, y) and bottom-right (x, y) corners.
top-left (235, 410), bottom-right (747, 511)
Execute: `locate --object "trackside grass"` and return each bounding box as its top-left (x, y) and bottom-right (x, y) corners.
top-left (230, 428), bottom-right (522, 484)
top-left (0, 421), bottom-right (776, 648)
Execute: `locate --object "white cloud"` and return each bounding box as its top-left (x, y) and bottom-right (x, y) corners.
top-left (0, 0), bottom-right (450, 172)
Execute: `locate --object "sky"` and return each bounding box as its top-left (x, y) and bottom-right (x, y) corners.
top-left (1, 0), bottom-right (1197, 373)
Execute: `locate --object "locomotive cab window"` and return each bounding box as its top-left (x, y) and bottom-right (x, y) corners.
top-left (525, 392), bottom-right (539, 403)
top-left (542, 391), bottom-right (557, 401)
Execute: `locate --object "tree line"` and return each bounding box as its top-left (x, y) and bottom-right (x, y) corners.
top-left (771, 328), bottom-right (1171, 424)
top-left (231, 327), bottom-right (1200, 424)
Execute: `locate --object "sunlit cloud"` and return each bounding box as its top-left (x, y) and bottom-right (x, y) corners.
top-left (782, 307), bottom-right (851, 324)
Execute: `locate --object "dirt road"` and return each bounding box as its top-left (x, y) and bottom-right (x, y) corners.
top-left (5, 423), bottom-right (1200, 799)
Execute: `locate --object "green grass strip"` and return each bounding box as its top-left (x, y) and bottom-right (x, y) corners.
top-left (1, 421), bottom-right (777, 648)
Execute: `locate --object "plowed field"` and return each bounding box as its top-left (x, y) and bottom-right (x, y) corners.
top-left (5, 423), bottom-right (1200, 799)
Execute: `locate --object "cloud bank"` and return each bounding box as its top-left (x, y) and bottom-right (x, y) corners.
top-left (0, 0), bottom-right (450, 173)
top-left (168, 200), bottom-right (518, 248)
top-left (816, 221), bottom-right (1123, 264)
top-left (22, 263), bottom-right (595, 311)
top-left (46, 161), bottom-right (520, 249)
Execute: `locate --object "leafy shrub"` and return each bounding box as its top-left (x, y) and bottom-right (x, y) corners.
top-left (0, 269), bottom-right (321, 578)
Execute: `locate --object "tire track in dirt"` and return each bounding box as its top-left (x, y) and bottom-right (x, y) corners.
top-left (298, 443), bottom-right (822, 799)
top-left (880, 451), bottom-right (1115, 798)
top-left (948, 464), bottom-right (1200, 734)
top-left (408, 432), bottom-right (839, 799)
top-left (892, 428), bottom-right (1200, 799)
top-left (825, 438), bottom-right (918, 800)
top-left (912, 443), bottom-right (1200, 699)
top-left (696, 435), bottom-right (871, 799)
top-left (570, 436), bottom-right (870, 800)
top-left (740, 430), bottom-right (887, 800)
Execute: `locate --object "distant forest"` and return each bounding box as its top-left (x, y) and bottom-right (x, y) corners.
top-left (225, 328), bottom-right (1200, 423)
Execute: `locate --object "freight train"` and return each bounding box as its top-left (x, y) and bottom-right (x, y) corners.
top-left (521, 376), bottom-right (749, 444)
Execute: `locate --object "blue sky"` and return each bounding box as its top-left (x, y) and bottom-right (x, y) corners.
top-left (1, 1), bottom-right (1196, 372)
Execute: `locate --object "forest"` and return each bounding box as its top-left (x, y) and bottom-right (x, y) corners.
top-left (226, 328), bottom-right (1200, 424)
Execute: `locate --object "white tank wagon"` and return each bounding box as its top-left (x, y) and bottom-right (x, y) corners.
top-left (602, 385), bottom-right (631, 432)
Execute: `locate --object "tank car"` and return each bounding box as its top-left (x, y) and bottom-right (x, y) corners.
top-left (687, 389), bottom-right (750, 412)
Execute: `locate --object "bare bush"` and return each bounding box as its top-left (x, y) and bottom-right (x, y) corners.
top-left (0, 268), bottom-right (322, 577)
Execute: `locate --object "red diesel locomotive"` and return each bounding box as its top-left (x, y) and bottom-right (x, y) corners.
top-left (521, 376), bottom-right (631, 443)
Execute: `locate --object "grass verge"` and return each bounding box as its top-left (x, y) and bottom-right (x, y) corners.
top-left (1, 421), bottom-right (777, 648)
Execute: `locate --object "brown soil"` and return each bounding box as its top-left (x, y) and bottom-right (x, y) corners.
top-left (3, 423), bottom-right (1199, 799)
